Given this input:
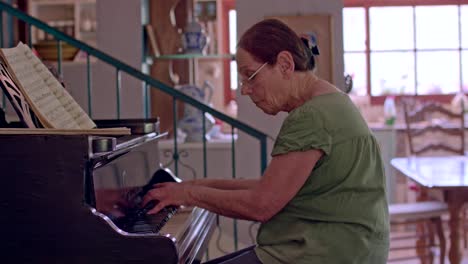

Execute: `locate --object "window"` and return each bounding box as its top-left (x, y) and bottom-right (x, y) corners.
top-left (343, 7), bottom-right (367, 95)
top-left (343, 1), bottom-right (468, 100)
top-left (229, 10), bottom-right (237, 91)
top-left (221, 0), bottom-right (236, 105)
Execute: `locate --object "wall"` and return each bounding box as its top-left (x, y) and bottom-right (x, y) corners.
top-left (235, 0), bottom-right (345, 180)
top-left (41, 0), bottom-right (146, 120)
top-left (61, 0), bottom-right (146, 120)
top-left (93, 0), bottom-right (145, 119)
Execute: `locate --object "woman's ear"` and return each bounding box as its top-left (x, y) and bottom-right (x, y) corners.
top-left (276, 51), bottom-right (294, 79)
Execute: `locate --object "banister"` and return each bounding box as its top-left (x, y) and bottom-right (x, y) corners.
top-left (0, 2), bottom-right (268, 147)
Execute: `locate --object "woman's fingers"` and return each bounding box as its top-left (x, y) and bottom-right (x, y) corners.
top-left (147, 201), bottom-right (166, 215)
top-left (141, 191), bottom-right (163, 214)
top-left (141, 182), bottom-right (185, 215)
top-left (142, 188), bottom-right (161, 207)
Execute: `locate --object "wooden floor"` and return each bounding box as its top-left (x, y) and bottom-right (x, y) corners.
top-left (389, 227), bottom-right (468, 264)
top-left (206, 220), bottom-right (468, 263)
top-left (389, 251), bottom-right (468, 264)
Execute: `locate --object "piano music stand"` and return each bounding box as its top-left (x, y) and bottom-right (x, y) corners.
top-left (0, 56), bottom-right (42, 128)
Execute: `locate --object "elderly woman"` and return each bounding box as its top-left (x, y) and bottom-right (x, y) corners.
top-left (144, 19), bottom-right (389, 264)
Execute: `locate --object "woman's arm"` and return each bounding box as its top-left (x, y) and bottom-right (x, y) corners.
top-left (144, 148), bottom-right (323, 222)
top-left (185, 178), bottom-right (259, 190)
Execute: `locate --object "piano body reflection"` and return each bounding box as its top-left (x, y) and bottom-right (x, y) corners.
top-left (0, 119), bottom-right (216, 263)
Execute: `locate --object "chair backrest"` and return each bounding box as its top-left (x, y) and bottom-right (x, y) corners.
top-left (402, 99), bottom-right (465, 156)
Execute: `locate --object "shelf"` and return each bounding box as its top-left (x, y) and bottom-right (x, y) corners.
top-left (31, 0), bottom-right (95, 5)
top-left (154, 53), bottom-right (234, 60)
top-left (29, 0), bottom-right (96, 46)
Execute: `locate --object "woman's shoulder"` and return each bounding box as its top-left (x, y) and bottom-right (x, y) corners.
top-left (291, 92), bottom-right (348, 116)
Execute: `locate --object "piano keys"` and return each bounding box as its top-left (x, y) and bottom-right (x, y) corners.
top-left (0, 119), bottom-right (216, 263)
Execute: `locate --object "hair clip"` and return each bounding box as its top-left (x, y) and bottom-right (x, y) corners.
top-left (300, 36), bottom-right (320, 56)
top-left (311, 45), bottom-right (320, 56)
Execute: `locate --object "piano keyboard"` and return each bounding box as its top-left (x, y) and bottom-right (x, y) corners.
top-left (113, 207), bottom-right (178, 234)
top-left (159, 206), bottom-right (194, 236)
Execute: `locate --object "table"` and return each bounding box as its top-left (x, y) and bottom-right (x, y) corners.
top-left (391, 156), bottom-right (468, 264)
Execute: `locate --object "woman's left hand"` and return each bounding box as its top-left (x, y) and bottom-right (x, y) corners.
top-left (142, 182), bottom-right (191, 214)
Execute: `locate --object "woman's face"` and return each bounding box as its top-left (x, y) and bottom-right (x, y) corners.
top-left (236, 48), bottom-right (286, 115)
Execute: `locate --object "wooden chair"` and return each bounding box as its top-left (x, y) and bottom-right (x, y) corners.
top-left (403, 100), bottom-right (465, 156)
top-left (387, 100), bottom-right (465, 263)
top-left (388, 201), bottom-right (447, 264)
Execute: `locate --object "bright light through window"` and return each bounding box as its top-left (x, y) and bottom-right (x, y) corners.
top-left (229, 10), bottom-right (238, 90)
top-left (463, 51), bottom-right (468, 92)
top-left (416, 6), bottom-right (459, 49)
top-left (371, 52), bottom-right (415, 95)
top-left (343, 8), bottom-right (366, 52)
top-left (370, 7), bottom-right (414, 51)
top-left (343, 7), bottom-right (367, 96)
top-left (417, 51), bottom-right (460, 94)
top-left (344, 53), bottom-right (367, 95)
top-left (343, 3), bottom-right (468, 97)
top-left (462, 5), bottom-right (468, 48)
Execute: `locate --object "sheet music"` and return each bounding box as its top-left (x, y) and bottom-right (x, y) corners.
top-left (2, 43), bottom-right (96, 129)
top-left (19, 44), bottom-right (96, 129)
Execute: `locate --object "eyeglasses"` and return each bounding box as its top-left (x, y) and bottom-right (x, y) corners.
top-left (238, 62), bottom-right (268, 88)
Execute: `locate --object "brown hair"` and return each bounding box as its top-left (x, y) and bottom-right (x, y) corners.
top-left (237, 19), bottom-right (315, 71)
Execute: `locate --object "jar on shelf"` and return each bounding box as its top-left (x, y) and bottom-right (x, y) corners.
top-left (181, 20), bottom-right (207, 54)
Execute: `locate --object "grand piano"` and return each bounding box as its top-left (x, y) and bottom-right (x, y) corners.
top-left (0, 117), bottom-right (216, 263)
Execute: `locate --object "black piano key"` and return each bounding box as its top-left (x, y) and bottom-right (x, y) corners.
top-left (112, 206), bottom-right (178, 234)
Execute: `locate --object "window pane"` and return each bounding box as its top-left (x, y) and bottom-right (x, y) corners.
top-left (230, 61), bottom-right (238, 90)
top-left (462, 51), bottom-right (468, 92)
top-left (462, 5), bottom-right (468, 48)
top-left (344, 52), bottom-right (367, 95)
top-left (416, 6), bottom-right (459, 49)
top-left (417, 51), bottom-right (460, 94)
top-left (229, 10), bottom-right (237, 90)
top-left (370, 52), bottom-right (415, 96)
top-left (370, 7), bottom-right (414, 51)
top-left (343, 8), bottom-right (366, 52)
top-left (229, 10), bottom-right (237, 54)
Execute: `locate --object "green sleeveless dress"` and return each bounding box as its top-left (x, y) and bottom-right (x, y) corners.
top-left (254, 93), bottom-right (389, 264)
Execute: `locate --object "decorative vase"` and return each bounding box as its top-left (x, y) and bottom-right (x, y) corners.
top-left (177, 81), bottom-right (215, 142)
top-left (181, 20), bottom-right (208, 54)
